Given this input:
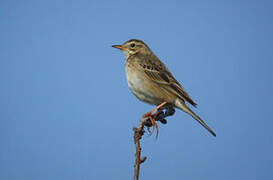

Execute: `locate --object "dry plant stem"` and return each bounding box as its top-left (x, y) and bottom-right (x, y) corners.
top-left (133, 117), bottom-right (148, 180)
top-left (133, 107), bottom-right (173, 180)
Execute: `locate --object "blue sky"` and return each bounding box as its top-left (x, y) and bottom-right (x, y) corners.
top-left (1, 0), bottom-right (273, 179)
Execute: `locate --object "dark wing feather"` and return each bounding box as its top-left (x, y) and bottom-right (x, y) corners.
top-left (138, 56), bottom-right (197, 107)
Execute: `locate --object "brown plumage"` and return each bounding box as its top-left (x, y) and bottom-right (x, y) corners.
top-left (112, 39), bottom-right (216, 136)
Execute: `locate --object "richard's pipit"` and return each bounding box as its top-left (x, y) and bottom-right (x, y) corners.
top-left (112, 39), bottom-right (216, 136)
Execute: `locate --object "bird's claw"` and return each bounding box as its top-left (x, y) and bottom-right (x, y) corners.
top-left (140, 106), bottom-right (175, 138)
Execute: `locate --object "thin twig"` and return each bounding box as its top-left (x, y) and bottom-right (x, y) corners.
top-left (132, 107), bottom-right (175, 180)
top-left (133, 117), bottom-right (148, 180)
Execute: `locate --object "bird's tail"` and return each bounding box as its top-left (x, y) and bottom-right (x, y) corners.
top-left (175, 99), bottom-right (216, 137)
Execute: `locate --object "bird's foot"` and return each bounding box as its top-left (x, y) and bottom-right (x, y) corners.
top-left (142, 112), bottom-right (159, 138)
top-left (142, 102), bottom-right (167, 138)
top-left (141, 102), bottom-right (176, 138)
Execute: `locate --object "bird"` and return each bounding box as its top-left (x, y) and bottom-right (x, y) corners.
top-left (112, 39), bottom-right (216, 137)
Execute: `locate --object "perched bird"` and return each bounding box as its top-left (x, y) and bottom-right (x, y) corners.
top-left (112, 39), bottom-right (216, 136)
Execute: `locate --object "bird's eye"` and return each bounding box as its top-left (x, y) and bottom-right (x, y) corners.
top-left (130, 43), bottom-right (136, 48)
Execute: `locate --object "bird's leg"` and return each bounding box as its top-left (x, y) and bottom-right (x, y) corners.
top-left (142, 102), bottom-right (167, 117)
top-left (142, 102), bottom-right (167, 137)
top-left (150, 108), bottom-right (164, 118)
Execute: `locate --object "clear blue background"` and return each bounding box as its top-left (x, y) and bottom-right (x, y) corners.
top-left (1, 0), bottom-right (273, 179)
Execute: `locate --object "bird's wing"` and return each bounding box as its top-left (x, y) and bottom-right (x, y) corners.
top-left (138, 55), bottom-right (197, 107)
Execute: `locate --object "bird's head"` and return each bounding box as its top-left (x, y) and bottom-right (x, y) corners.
top-left (112, 39), bottom-right (150, 58)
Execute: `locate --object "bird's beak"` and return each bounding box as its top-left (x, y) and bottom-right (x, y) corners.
top-left (112, 45), bottom-right (126, 50)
